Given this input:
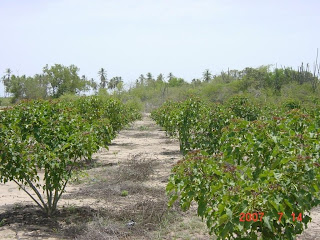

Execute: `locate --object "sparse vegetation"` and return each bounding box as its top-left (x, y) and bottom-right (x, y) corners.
top-left (117, 153), bottom-right (157, 182)
top-left (138, 125), bottom-right (149, 131)
top-left (121, 190), bottom-right (128, 197)
top-left (70, 170), bottom-right (89, 184)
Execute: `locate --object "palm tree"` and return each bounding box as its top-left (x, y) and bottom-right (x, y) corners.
top-left (108, 77), bottom-right (116, 90)
top-left (156, 73), bottom-right (164, 83)
top-left (98, 68), bottom-right (107, 89)
top-left (202, 69), bottom-right (212, 82)
top-left (138, 74), bottom-right (145, 86)
top-left (146, 72), bottom-right (156, 89)
top-left (167, 72), bottom-right (174, 82)
top-left (192, 78), bottom-right (202, 87)
top-left (90, 78), bottom-right (98, 92)
top-left (146, 72), bottom-right (153, 81)
top-left (2, 68), bottom-right (12, 97)
top-left (108, 76), bottom-right (122, 91)
top-left (1, 76), bottom-right (5, 97)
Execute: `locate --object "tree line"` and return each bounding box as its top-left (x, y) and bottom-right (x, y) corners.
top-left (1, 62), bottom-right (319, 104)
top-left (0, 65), bottom-right (124, 103)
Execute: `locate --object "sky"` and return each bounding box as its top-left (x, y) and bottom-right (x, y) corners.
top-left (0, 0), bottom-right (319, 95)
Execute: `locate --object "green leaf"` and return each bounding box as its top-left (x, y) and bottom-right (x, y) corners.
top-left (280, 158), bottom-right (290, 165)
top-left (220, 222), bottom-right (233, 239)
top-left (263, 216), bottom-right (273, 231)
top-left (166, 181), bottom-right (175, 192)
top-left (284, 199), bottom-right (293, 211)
top-left (274, 172), bottom-right (282, 180)
top-left (198, 199), bottom-right (206, 217)
top-left (168, 195), bottom-right (178, 207)
top-left (226, 208), bottom-right (233, 219)
top-left (236, 222), bottom-right (244, 232)
top-left (219, 214), bottom-right (229, 226)
top-left (268, 200), bottom-right (279, 211)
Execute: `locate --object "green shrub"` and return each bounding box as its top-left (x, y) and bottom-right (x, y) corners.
top-left (0, 97), bottom-right (140, 216)
top-left (58, 93), bottom-right (81, 102)
top-left (121, 190), bottom-right (128, 197)
top-left (167, 110), bottom-right (320, 239)
top-left (153, 98), bottom-right (320, 239)
top-left (283, 99), bottom-right (301, 110)
top-left (227, 96), bottom-right (260, 121)
top-left (124, 97), bottom-right (144, 112)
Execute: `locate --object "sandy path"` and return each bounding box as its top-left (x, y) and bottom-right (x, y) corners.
top-left (297, 207), bottom-right (320, 239)
top-left (0, 113), bottom-right (319, 239)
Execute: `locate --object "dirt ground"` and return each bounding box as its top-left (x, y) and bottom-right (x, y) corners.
top-left (0, 113), bottom-right (320, 239)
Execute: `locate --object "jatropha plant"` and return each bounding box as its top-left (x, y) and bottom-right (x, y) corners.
top-left (0, 97), bottom-right (141, 216)
top-left (153, 97), bottom-right (320, 239)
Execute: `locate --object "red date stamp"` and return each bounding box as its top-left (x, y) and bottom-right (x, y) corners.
top-left (240, 212), bottom-right (264, 222)
top-left (240, 212), bottom-right (302, 222)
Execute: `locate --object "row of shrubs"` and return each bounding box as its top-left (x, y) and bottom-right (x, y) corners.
top-left (0, 96), bottom-right (141, 216)
top-left (152, 96), bottom-right (320, 239)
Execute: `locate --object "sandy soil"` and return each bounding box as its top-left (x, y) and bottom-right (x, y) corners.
top-left (0, 114), bottom-right (319, 239)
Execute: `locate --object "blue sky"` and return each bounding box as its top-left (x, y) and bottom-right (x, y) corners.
top-left (0, 0), bottom-right (319, 95)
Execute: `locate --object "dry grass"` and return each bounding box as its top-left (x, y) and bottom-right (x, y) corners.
top-left (74, 198), bottom-right (183, 240)
top-left (75, 216), bottom-right (130, 240)
top-left (116, 153), bottom-right (158, 182)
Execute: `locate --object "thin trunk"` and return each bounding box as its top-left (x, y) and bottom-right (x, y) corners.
top-left (26, 179), bottom-right (48, 212)
top-left (46, 176), bottom-right (53, 210)
top-left (52, 162), bottom-right (75, 213)
top-left (56, 166), bottom-right (73, 205)
top-left (13, 180), bottom-right (45, 211)
top-left (51, 188), bottom-right (60, 215)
